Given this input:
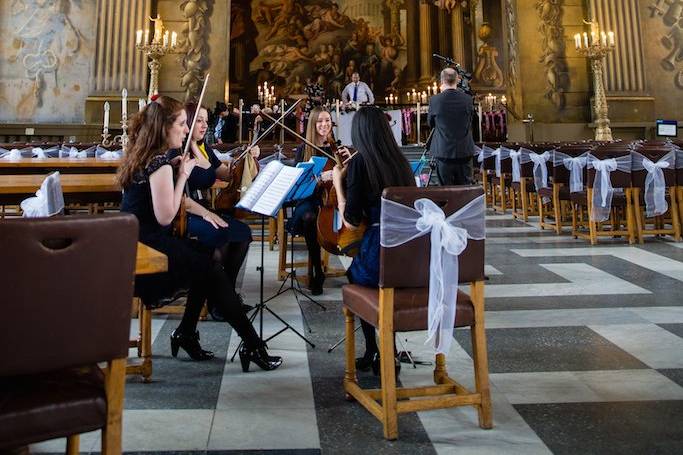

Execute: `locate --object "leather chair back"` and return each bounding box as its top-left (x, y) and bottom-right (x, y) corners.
top-left (587, 148), bottom-right (632, 189)
top-left (631, 147), bottom-right (677, 189)
top-left (0, 214), bottom-right (138, 376)
top-left (379, 186), bottom-right (485, 288)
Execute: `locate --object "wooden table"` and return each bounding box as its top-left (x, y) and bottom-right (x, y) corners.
top-left (0, 158), bottom-right (120, 174)
top-left (132, 242), bottom-right (167, 382)
top-left (0, 173), bottom-right (120, 194)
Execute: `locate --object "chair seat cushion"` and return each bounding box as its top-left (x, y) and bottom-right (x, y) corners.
top-left (0, 366), bottom-right (106, 450)
top-left (342, 285), bottom-right (475, 332)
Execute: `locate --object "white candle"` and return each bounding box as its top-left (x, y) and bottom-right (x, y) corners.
top-left (121, 88), bottom-right (127, 117)
top-left (608, 31), bottom-right (615, 46)
top-left (136, 30), bottom-right (142, 46)
top-left (583, 32), bottom-right (589, 48)
top-left (163, 30), bottom-right (169, 47)
top-left (601, 31), bottom-right (607, 47)
top-left (591, 31), bottom-right (597, 46)
top-left (385, 96), bottom-right (388, 104)
top-left (138, 98), bottom-right (145, 111)
top-left (103, 102), bottom-right (110, 130)
top-left (433, 82), bottom-right (438, 94)
top-left (171, 31), bottom-right (177, 48)
top-left (574, 34), bottom-right (581, 49)
top-left (144, 29), bottom-right (149, 45)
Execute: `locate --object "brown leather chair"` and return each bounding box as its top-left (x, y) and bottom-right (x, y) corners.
top-left (342, 186), bottom-right (492, 440)
top-left (0, 213), bottom-right (138, 454)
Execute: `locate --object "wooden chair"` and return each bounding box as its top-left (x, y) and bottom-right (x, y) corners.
top-left (490, 146), bottom-right (513, 213)
top-left (631, 145), bottom-right (681, 242)
top-left (342, 186), bottom-right (491, 440)
top-left (0, 213), bottom-right (137, 454)
top-left (509, 145), bottom-right (541, 222)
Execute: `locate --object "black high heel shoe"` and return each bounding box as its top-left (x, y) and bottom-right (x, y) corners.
top-left (355, 351), bottom-right (377, 372)
top-left (238, 343), bottom-right (283, 372)
top-left (371, 353), bottom-right (401, 377)
top-left (170, 329), bottom-right (215, 361)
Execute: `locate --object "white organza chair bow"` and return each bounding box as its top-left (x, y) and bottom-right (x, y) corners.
top-left (20, 172), bottom-right (65, 218)
top-left (476, 144), bottom-right (497, 206)
top-left (508, 147), bottom-right (545, 221)
top-left (631, 149), bottom-right (681, 242)
top-left (491, 146), bottom-right (512, 213)
top-left (340, 186), bottom-right (492, 440)
top-left (60, 144), bottom-right (97, 158)
top-left (95, 145), bottom-right (123, 160)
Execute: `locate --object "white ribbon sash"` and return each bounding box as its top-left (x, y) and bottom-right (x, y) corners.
top-left (20, 171), bottom-right (64, 217)
top-left (509, 148), bottom-right (530, 183)
top-left (631, 150), bottom-right (675, 217)
top-left (493, 147), bottom-right (511, 178)
top-left (96, 145), bottom-right (122, 160)
top-left (380, 195), bottom-right (486, 354)
top-left (477, 145), bottom-right (496, 171)
top-left (587, 154), bottom-right (631, 222)
top-left (554, 151), bottom-right (589, 193)
top-left (529, 150), bottom-right (551, 191)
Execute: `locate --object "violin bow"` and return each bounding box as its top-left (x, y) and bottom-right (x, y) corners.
top-left (183, 73), bottom-right (211, 157)
top-left (231, 99), bottom-right (303, 162)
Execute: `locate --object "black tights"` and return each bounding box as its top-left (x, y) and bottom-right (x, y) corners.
top-left (216, 239), bottom-right (250, 299)
top-left (301, 211), bottom-right (322, 277)
top-left (360, 318), bottom-right (378, 357)
top-left (177, 245), bottom-right (260, 350)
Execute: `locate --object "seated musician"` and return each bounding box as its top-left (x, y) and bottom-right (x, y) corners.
top-left (167, 102), bottom-right (260, 321)
top-left (119, 95), bottom-right (282, 372)
top-left (286, 107), bottom-right (334, 295)
top-left (331, 106), bottom-right (415, 373)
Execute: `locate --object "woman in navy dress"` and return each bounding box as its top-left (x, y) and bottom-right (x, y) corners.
top-left (286, 107), bottom-right (335, 295)
top-left (119, 95), bottom-right (281, 372)
top-left (167, 102), bottom-right (260, 319)
top-left (331, 106), bottom-right (415, 372)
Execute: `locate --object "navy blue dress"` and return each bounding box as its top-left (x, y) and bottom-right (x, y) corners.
top-left (344, 154), bottom-right (381, 287)
top-left (167, 145), bottom-right (252, 248)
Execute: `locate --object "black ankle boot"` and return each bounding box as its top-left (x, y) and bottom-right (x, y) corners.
top-left (170, 329), bottom-right (215, 361)
top-left (309, 269), bottom-right (325, 296)
top-left (371, 353), bottom-right (401, 377)
top-left (355, 351), bottom-right (377, 372)
top-left (238, 343), bottom-right (283, 372)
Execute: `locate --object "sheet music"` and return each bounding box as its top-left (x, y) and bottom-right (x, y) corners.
top-left (252, 166), bottom-right (303, 216)
top-left (237, 161), bottom-right (283, 211)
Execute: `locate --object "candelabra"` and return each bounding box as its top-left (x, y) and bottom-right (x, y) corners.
top-left (257, 82), bottom-right (276, 108)
top-left (574, 21), bottom-right (616, 141)
top-left (135, 16), bottom-right (179, 100)
top-left (101, 88), bottom-right (129, 148)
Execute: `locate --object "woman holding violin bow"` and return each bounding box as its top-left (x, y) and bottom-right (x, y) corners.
top-left (291, 106), bottom-right (415, 373)
top-left (167, 102), bottom-right (260, 321)
top-left (119, 94), bottom-right (282, 372)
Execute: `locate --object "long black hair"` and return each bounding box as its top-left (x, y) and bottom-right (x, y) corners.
top-left (350, 106), bottom-right (415, 196)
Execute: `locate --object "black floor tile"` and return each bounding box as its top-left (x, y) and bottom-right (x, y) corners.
top-left (658, 323), bottom-right (683, 339)
top-left (658, 369), bottom-right (683, 388)
top-left (454, 326), bottom-right (648, 373)
top-left (514, 401), bottom-right (683, 455)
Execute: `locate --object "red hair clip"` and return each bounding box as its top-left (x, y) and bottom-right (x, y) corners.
top-left (150, 94), bottom-right (160, 102)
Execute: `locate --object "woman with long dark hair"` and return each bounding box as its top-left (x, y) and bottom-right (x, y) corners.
top-left (286, 107), bottom-right (335, 295)
top-left (168, 102), bottom-right (259, 320)
top-left (331, 106), bottom-right (415, 372)
top-left (119, 95), bottom-right (281, 372)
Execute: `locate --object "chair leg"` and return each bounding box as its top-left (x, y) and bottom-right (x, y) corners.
top-left (553, 185), bottom-right (562, 234)
top-left (378, 288), bottom-right (397, 440)
top-left (520, 180), bottom-right (528, 221)
top-left (343, 307), bottom-right (357, 399)
top-left (633, 188), bottom-right (644, 244)
top-left (140, 304), bottom-right (152, 383)
top-left (626, 188), bottom-right (636, 244)
top-left (66, 435), bottom-right (79, 455)
top-left (470, 281), bottom-right (492, 429)
top-left (102, 358), bottom-right (126, 455)
top-left (670, 187), bottom-right (681, 241)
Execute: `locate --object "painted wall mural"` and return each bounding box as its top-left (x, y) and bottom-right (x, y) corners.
top-left (0, 0), bottom-right (95, 122)
top-left (234, 0), bottom-right (407, 101)
top-left (535, 0), bottom-right (569, 110)
top-left (647, 0), bottom-right (683, 90)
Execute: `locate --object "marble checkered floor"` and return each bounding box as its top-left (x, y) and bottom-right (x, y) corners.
top-left (32, 211), bottom-right (683, 454)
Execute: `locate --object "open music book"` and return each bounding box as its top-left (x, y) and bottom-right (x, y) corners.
top-left (236, 161), bottom-right (304, 217)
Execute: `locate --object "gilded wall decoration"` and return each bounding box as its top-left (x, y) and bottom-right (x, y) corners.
top-left (473, 22), bottom-right (504, 87)
top-left (648, 0), bottom-right (683, 89)
top-left (180, 0), bottom-right (213, 100)
top-left (505, 0), bottom-right (520, 110)
top-left (535, 0), bottom-right (569, 109)
top-left (242, 0), bottom-right (407, 101)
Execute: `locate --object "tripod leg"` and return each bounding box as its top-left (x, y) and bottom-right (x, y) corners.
top-left (328, 325), bottom-right (360, 353)
top-left (396, 335), bottom-right (417, 369)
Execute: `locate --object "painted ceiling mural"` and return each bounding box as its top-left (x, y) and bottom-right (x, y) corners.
top-left (239, 0), bottom-right (406, 100)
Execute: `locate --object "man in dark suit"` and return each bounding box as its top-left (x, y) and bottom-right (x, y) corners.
top-left (428, 67), bottom-right (476, 185)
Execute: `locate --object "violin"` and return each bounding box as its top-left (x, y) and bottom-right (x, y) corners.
top-left (316, 130), bottom-right (366, 257)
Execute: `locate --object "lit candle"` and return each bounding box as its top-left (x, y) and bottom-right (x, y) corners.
top-left (390, 94), bottom-right (394, 104)
top-left (406, 92), bottom-right (410, 102)
top-left (171, 31), bottom-right (177, 48)
top-left (421, 91), bottom-right (427, 103)
top-left (608, 31), bottom-right (615, 46)
top-left (583, 32), bottom-right (589, 48)
top-left (574, 33), bottom-right (581, 49)
top-left (103, 101), bottom-right (110, 130)
top-left (136, 30), bottom-right (142, 46)
top-left (591, 31), bottom-right (597, 46)
top-left (121, 88), bottom-right (127, 117)
top-left (501, 95), bottom-right (507, 105)
top-left (433, 82), bottom-right (438, 94)
top-left (144, 29), bottom-right (149, 45)
top-left (138, 98), bottom-right (145, 111)
top-left (163, 30), bottom-right (169, 47)
top-left (385, 96), bottom-right (388, 104)
top-left (601, 31), bottom-right (607, 47)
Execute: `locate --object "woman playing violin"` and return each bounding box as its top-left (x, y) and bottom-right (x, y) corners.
top-left (167, 102), bottom-right (260, 320)
top-left (119, 96), bottom-right (281, 371)
top-left (286, 107), bottom-right (336, 295)
top-left (331, 106), bottom-right (415, 373)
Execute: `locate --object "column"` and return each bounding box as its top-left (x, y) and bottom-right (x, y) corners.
top-left (590, 0), bottom-right (645, 93)
top-left (438, 7), bottom-right (450, 58)
top-left (405, 0), bottom-right (420, 85)
top-left (93, 0), bottom-right (151, 94)
top-left (419, 0), bottom-right (433, 83)
top-left (451, 5), bottom-right (465, 66)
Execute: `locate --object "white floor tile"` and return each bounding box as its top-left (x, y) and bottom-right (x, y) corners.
top-left (589, 324), bottom-right (683, 369)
